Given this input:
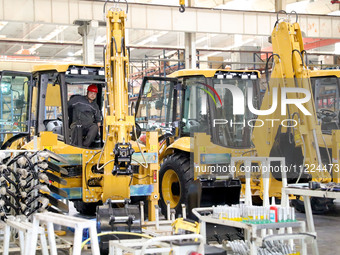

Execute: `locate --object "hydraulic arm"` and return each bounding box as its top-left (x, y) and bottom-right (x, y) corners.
top-left (252, 12), bottom-right (331, 182)
top-left (101, 8), bottom-right (135, 201)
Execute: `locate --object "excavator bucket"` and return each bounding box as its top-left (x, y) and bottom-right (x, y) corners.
top-left (187, 177), bottom-right (241, 219)
top-left (97, 200), bottom-right (141, 254)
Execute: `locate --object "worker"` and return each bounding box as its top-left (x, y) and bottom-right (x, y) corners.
top-left (68, 84), bottom-right (102, 147)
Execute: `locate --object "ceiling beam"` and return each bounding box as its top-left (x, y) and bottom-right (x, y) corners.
top-left (304, 38), bottom-right (340, 50)
top-left (0, 1), bottom-right (339, 38)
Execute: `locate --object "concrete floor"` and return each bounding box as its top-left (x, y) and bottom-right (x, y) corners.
top-left (296, 200), bottom-right (340, 255)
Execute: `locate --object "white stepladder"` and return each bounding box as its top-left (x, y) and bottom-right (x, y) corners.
top-left (1, 216), bottom-right (48, 255)
top-left (28, 212), bottom-right (100, 255)
top-left (230, 157), bottom-right (288, 208)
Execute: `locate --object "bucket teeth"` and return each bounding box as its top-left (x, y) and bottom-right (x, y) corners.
top-left (40, 193), bottom-right (69, 213)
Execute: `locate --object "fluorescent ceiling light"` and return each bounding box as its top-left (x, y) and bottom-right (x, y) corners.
top-left (0, 22), bottom-right (8, 32)
top-left (335, 43), bottom-right (340, 54)
top-left (196, 34), bottom-right (218, 45)
top-left (74, 49), bottom-right (83, 56)
top-left (28, 25), bottom-right (68, 54)
top-left (328, 10), bottom-right (340, 16)
top-left (95, 35), bottom-right (106, 44)
top-left (205, 36), bottom-right (254, 58)
top-left (137, 31), bottom-right (168, 45)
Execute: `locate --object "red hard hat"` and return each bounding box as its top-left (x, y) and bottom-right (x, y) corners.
top-left (87, 84), bottom-right (98, 93)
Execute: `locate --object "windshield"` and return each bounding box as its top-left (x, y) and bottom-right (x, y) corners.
top-left (212, 77), bottom-right (259, 148)
top-left (181, 75), bottom-right (259, 148)
top-left (311, 76), bottom-right (339, 134)
top-left (0, 73), bottom-right (31, 138)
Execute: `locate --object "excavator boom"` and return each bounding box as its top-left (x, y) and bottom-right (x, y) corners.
top-left (253, 12), bottom-right (330, 182)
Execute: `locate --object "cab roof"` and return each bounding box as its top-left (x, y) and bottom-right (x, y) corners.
top-left (310, 69), bottom-right (340, 78)
top-left (168, 69), bottom-right (261, 78)
top-left (32, 63), bottom-right (103, 73)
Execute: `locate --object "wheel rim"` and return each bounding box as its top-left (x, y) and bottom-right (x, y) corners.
top-left (162, 169), bottom-right (181, 208)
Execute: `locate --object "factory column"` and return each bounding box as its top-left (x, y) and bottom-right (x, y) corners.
top-left (275, 0), bottom-right (287, 12)
top-left (77, 20), bottom-right (98, 65)
top-left (184, 32), bottom-right (197, 69)
top-left (184, 0), bottom-right (197, 69)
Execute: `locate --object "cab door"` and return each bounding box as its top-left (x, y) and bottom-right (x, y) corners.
top-left (0, 71), bottom-right (33, 148)
top-left (134, 76), bottom-right (180, 139)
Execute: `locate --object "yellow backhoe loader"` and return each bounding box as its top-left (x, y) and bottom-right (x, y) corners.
top-left (0, 2), bottom-right (159, 252)
top-left (134, 11), bottom-right (340, 215)
top-left (134, 69), bottom-right (261, 217)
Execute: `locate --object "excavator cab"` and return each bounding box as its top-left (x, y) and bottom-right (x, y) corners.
top-left (31, 64), bottom-right (105, 149)
top-left (0, 65), bottom-right (108, 215)
top-left (0, 71), bottom-right (32, 148)
top-left (135, 69), bottom-right (261, 216)
top-left (310, 71), bottom-right (340, 134)
top-left (0, 65), bottom-right (106, 150)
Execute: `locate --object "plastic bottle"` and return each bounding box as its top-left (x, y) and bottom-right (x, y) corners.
top-left (269, 206), bottom-right (278, 223)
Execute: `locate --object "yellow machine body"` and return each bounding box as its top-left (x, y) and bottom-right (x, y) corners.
top-left (135, 69), bottom-right (260, 214)
top-left (2, 9), bottom-right (159, 221)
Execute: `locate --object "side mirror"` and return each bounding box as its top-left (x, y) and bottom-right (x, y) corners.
top-left (155, 100), bottom-right (163, 110)
top-left (15, 99), bottom-right (25, 109)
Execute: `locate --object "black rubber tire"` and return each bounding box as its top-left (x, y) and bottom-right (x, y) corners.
top-left (291, 197), bottom-right (334, 214)
top-left (159, 153), bottom-right (192, 216)
top-left (73, 200), bottom-right (102, 216)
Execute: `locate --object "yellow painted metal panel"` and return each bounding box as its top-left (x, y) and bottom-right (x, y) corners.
top-left (169, 69), bottom-right (261, 78)
top-left (32, 63), bottom-right (103, 73)
top-left (46, 83), bottom-right (61, 107)
top-left (310, 69), bottom-right (340, 78)
top-left (39, 131), bottom-right (58, 147)
top-left (167, 137), bottom-right (191, 152)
